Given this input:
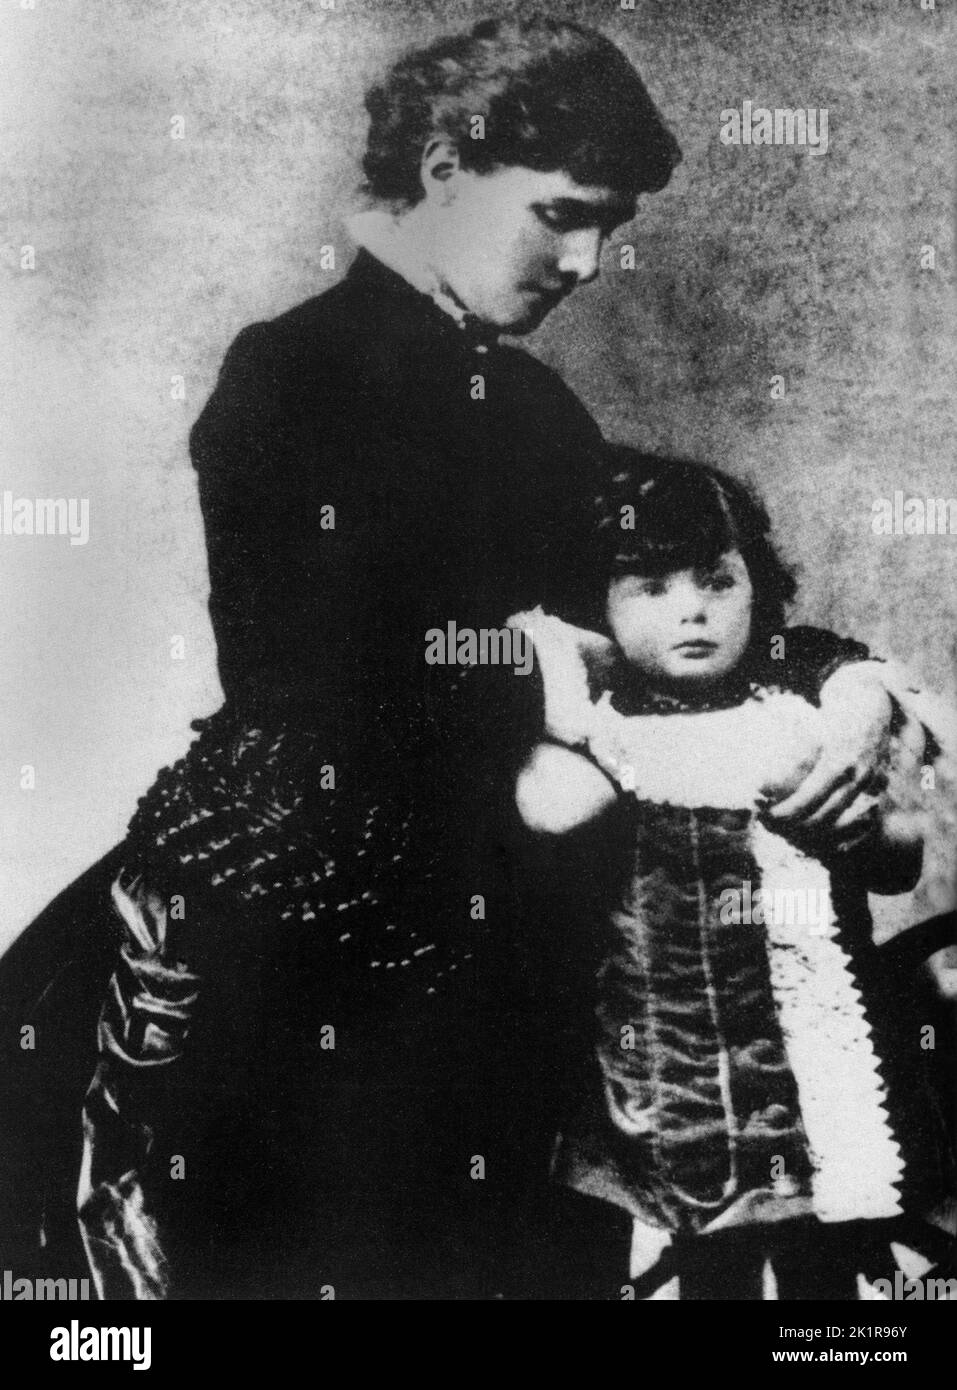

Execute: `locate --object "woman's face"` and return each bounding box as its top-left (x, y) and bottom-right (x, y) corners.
top-left (606, 549), bottom-right (754, 690)
top-left (424, 157), bottom-right (635, 333)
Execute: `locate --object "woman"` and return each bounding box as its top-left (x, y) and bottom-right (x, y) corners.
top-left (0, 16), bottom-right (910, 1300)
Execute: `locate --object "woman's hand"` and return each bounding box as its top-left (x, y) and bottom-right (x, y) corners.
top-left (515, 742), bottom-right (618, 834)
top-left (760, 664), bottom-right (928, 888)
top-left (762, 664), bottom-right (894, 846)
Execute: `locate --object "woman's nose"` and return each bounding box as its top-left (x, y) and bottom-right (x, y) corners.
top-left (557, 230), bottom-right (603, 286)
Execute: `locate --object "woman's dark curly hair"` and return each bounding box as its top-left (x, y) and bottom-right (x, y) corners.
top-left (362, 15), bottom-right (680, 207)
top-left (581, 448), bottom-right (797, 658)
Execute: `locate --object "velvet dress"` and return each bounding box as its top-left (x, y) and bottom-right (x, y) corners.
top-left (516, 610), bottom-right (956, 1298)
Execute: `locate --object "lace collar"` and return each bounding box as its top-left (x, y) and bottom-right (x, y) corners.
top-left (599, 653), bottom-right (779, 716)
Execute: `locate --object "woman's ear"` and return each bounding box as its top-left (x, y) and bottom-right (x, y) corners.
top-left (419, 138), bottom-right (462, 205)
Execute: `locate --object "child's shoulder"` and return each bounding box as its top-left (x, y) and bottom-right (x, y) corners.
top-left (757, 625), bottom-right (873, 703)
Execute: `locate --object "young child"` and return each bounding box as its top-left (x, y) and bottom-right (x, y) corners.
top-left (510, 453), bottom-right (954, 1300)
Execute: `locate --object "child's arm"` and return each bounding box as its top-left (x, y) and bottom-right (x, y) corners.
top-left (515, 742), bottom-right (618, 834)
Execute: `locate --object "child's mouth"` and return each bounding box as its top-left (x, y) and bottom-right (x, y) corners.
top-left (673, 640), bottom-right (717, 655)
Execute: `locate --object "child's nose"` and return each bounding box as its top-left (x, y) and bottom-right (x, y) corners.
top-left (675, 581), bottom-right (708, 622)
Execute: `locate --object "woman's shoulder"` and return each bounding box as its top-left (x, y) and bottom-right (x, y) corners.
top-left (212, 282), bottom-right (379, 392)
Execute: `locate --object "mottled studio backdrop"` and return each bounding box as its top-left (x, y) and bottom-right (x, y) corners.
top-left (1, 0), bottom-right (955, 947)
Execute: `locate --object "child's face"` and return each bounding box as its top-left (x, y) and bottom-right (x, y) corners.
top-left (605, 549), bottom-right (754, 689)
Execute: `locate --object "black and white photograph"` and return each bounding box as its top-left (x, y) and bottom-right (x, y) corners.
top-left (1, 0), bottom-right (955, 1346)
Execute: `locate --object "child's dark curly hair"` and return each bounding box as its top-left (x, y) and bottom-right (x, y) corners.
top-left (580, 448), bottom-right (797, 656)
top-left (362, 15), bottom-right (680, 207)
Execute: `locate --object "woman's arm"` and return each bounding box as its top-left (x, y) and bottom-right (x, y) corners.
top-left (766, 672), bottom-right (930, 893)
top-left (831, 693), bottom-right (928, 894)
top-left (859, 808), bottom-right (925, 894)
top-left (762, 643), bottom-right (937, 859)
top-left (191, 318), bottom-right (356, 714)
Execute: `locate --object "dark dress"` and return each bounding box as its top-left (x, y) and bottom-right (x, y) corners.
top-left (1, 249), bottom-right (630, 1300)
top-left (192, 248), bottom-right (608, 717)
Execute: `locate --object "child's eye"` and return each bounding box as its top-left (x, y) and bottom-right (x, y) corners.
top-left (700, 570), bottom-right (736, 592)
top-left (614, 576), bottom-right (666, 598)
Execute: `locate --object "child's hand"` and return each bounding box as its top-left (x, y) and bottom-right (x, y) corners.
top-left (515, 742), bottom-right (618, 834)
top-left (507, 608), bottom-right (614, 747)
